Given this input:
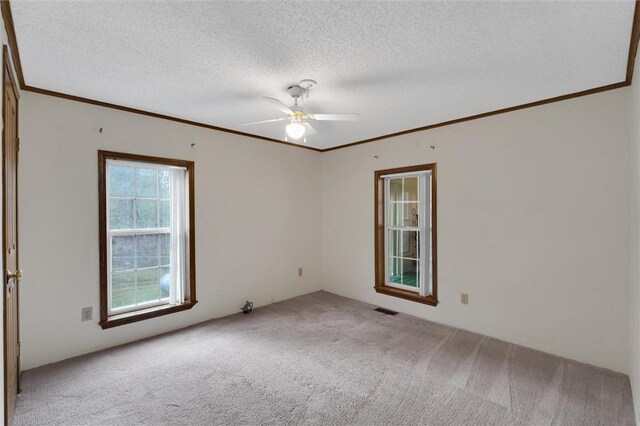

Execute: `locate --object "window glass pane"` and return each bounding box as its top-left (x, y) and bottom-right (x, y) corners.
top-left (389, 178), bottom-right (402, 202)
top-left (404, 202), bottom-right (419, 227)
top-left (112, 235), bottom-right (134, 271)
top-left (135, 168), bottom-right (158, 198)
top-left (160, 233), bottom-right (170, 266)
top-left (135, 199), bottom-right (158, 229)
top-left (404, 177), bottom-right (418, 202)
top-left (111, 270), bottom-right (135, 309)
top-left (401, 259), bottom-right (419, 288)
top-left (136, 234), bottom-right (159, 268)
top-left (388, 257), bottom-right (401, 284)
top-left (159, 170), bottom-right (171, 199)
top-left (136, 267), bottom-right (161, 305)
top-left (388, 202), bottom-right (402, 227)
top-left (109, 199), bottom-right (134, 230)
top-left (109, 166), bottom-right (134, 197)
top-left (160, 266), bottom-right (170, 298)
top-left (388, 229), bottom-right (400, 257)
top-left (160, 200), bottom-right (170, 228)
top-left (402, 230), bottom-right (419, 259)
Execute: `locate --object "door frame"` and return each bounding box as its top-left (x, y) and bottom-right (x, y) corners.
top-left (2, 44), bottom-right (19, 425)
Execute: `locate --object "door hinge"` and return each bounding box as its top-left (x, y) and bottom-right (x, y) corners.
top-left (16, 137), bottom-right (19, 152)
top-left (17, 341), bottom-right (21, 357)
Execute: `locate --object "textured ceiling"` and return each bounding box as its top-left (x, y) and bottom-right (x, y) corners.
top-left (11, 0), bottom-right (636, 149)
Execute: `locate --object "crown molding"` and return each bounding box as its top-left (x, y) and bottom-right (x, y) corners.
top-left (20, 85), bottom-right (322, 152)
top-left (322, 81), bottom-right (630, 152)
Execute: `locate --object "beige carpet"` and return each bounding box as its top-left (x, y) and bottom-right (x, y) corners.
top-left (15, 291), bottom-right (634, 425)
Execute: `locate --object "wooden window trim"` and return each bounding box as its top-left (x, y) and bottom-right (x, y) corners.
top-left (99, 301), bottom-right (197, 329)
top-left (98, 150), bottom-right (196, 329)
top-left (374, 163), bottom-right (438, 306)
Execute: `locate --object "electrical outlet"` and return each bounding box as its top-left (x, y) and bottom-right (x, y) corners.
top-left (298, 267), bottom-right (303, 277)
top-left (81, 307), bottom-right (93, 321)
top-left (460, 293), bottom-right (469, 305)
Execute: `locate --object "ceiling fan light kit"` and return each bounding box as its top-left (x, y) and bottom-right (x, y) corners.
top-left (285, 117), bottom-right (306, 140)
top-left (242, 79), bottom-right (360, 143)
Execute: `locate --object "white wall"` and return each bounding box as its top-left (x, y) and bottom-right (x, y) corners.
top-left (322, 88), bottom-right (632, 373)
top-left (18, 92), bottom-right (322, 369)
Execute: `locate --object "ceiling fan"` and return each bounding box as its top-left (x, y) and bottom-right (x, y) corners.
top-left (242, 79), bottom-right (360, 142)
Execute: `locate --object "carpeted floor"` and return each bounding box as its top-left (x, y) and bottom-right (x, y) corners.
top-left (15, 291), bottom-right (635, 425)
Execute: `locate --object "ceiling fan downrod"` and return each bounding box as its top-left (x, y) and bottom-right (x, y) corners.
top-left (287, 79), bottom-right (316, 105)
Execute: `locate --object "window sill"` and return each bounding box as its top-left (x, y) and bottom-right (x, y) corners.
top-left (374, 285), bottom-right (438, 306)
top-left (99, 301), bottom-right (198, 329)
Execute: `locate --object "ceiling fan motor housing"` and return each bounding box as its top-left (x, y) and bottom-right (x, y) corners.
top-left (287, 85), bottom-right (306, 99)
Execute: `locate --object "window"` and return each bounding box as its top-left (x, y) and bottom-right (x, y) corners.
top-left (374, 163), bottom-right (437, 305)
top-left (98, 151), bottom-right (196, 329)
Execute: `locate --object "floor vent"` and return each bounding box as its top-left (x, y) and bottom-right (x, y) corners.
top-left (374, 307), bottom-right (398, 315)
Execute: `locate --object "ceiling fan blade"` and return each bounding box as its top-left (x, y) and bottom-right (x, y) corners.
top-left (263, 97), bottom-right (294, 115)
top-left (309, 113), bottom-right (360, 121)
top-left (241, 117), bottom-right (288, 126)
top-left (304, 122), bottom-right (317, 136)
